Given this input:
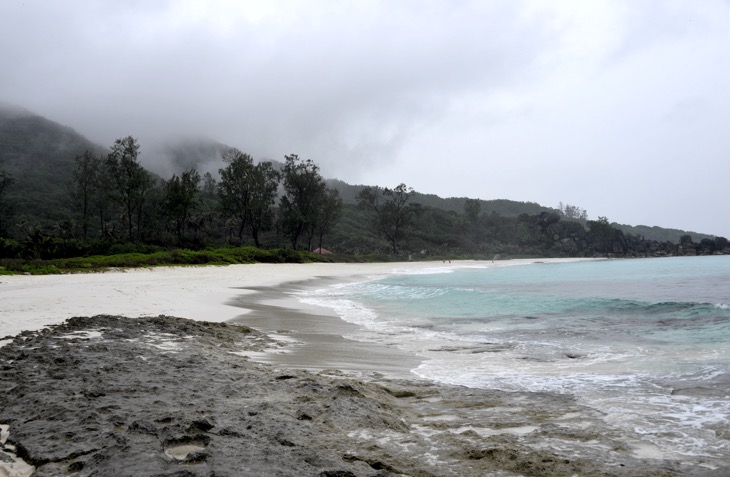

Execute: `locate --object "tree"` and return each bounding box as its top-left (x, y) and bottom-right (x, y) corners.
top-left (106, 136), bottom-right (153, 241)
top-left (186, 171), bottom-right (219, 242)
top-left (463, 198), bottom-right (482, 243)
top-left (559, 202), bottom-right (588, 221)
top-left (201, 172), bottom-right (217, 200)
top-left (68, 151), bottom-right (115, 240)
top-left (247, 161), bottom-right (280, 248)
top-left (162, 168), bottom-right (201, 243)
top-left (218, 149), bottom-right (255, 244)
top-left (138, 181), bottom-right (165, 243)
top-left (94, 156), bottom-right (116, 239)
top-left (312, 187), bottom-right (342, 252)
top-left (588, 216), bottom-right (615, 252)
top-left (464, 198), bottom-right (481, 223)
top-left (0, 162), bottom-right (15, 237)
top-left (357, 183), bottom-right (418, 254)
top-left (278, 154), bottom-right (327, 250)
top-left (70, 150), bottom-right (99, 241)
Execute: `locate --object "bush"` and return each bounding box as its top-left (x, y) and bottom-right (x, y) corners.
top-left (0, 238), bottom-right (23, 258)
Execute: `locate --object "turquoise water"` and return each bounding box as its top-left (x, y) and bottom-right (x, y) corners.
top-left (299, 256), bottom-right (730, 461)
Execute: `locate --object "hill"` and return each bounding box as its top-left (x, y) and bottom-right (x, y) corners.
top-left (327, 179), bottom-right (557, 217)
top-left (0, 103), bottom-right (103, 229)
top-left (613, 223), bottom-right (712, 243)
top-left (0, 103), bottom-right (722, 259)
top-left (0, 104), bottom-right (563, 233)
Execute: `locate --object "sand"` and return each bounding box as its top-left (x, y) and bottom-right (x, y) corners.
top-left (0, 261), bottom-right (457, 338)
top-left (0, 259), bottom-right (588, 375)
top-left (0, 259), bottom-right (567, 346)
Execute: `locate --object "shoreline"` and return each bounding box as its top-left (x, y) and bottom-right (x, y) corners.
top-left (225, 257), bottom-right (600, 379)
top-left (0, 258), bottom-right (597, 377)
top-left (226, 275), bottom-right (426, 380)
top-left (2, 257), bottom-right (728, 475)
top-left (0, 260), bottom-right (447, 340)
top-left (1, 258), bottom-right (592, 341)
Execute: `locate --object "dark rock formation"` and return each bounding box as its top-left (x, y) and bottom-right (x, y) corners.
top-left (0, 315), bottom-right (725, 476)
top-left (525, 213), bottom-right (729, 259)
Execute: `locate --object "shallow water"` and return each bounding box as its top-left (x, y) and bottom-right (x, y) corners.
top-left (298, 256), bottom-right (730, 461)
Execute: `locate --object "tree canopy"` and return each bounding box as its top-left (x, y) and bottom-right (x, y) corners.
top-left (163, 168), bottom-right (201, 243)
top-left (279, 154), bottom-right (328, 250)
top-left (106, 136), bottom-right (153, 241)
top-left (357, 183), bottom-right (420, 254)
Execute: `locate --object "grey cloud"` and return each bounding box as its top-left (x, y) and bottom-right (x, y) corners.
top-left (1, 1), bottom-right (729, 237)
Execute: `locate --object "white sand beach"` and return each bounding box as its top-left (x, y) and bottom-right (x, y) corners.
top-left (0, 261), bottom-right (402, 340)
top-left (0, 258), bottom-right (594, 379)
top-left (1, 259), bottom-right (561, 342)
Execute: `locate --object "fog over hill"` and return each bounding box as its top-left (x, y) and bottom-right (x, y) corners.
top-left (144, 138), bottom-right (232, 179)
top-left (3, 2), bottom-right (729, 238)
top-left (0, 102), bottom-right (717, 244)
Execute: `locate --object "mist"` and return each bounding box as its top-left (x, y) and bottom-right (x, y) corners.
top-left (2, 0), bottom-right (729, 237)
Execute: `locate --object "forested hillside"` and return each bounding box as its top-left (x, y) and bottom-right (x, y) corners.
top-left (327, 179), bottom-right (552, 217)
top-left (0, 104), bottom-right (103, 228)
top-left (1, 103), bottom-right (726, 263)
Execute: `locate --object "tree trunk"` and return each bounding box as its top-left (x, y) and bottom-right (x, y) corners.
top-left (126, 202), bottom-right (134, 241)
top-left (238, 220), bottom-right (245, 246)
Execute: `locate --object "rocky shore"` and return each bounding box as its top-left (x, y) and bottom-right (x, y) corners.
top-left (0, 315), bottom-right (725, 477)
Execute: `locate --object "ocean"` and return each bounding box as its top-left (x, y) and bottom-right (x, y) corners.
top-left (297, 256), bottom-right (730, 462)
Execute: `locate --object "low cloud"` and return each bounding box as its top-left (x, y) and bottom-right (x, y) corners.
top-left (2, 1), bottom-right (729, 236)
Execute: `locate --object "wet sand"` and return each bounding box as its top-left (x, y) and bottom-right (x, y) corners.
top-left (226, 277), bottom-right (425, 379)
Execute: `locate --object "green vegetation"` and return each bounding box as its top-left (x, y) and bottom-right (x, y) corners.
top-left (613, 223), bottom-right (713, 243)
top-left (357, 183), bottom-right (419, 254)
top-left (217, 148), bottom-right (279, 245)
top-left (278, 154), bottom-right (335, 250)
top-left (0, 158), bottom-right (13, 236)
top-left (0, 107), bottom-right (103, 228)
top-left (0, 246), bottom-right (336, 275)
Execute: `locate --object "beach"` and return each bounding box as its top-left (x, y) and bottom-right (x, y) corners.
top-left (1, 260), bottom-right (541, 376)
top-left (1, 261), bottom-right (464, 342)
top-left (1, 260), bottom-right (726, 476)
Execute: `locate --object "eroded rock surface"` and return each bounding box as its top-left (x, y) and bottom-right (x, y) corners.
top-left (0, 315), bottom-right (723, 476)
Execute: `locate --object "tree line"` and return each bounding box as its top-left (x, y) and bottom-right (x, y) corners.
top-left (60, 136), bottom-right (349, 252)
top-left (3, 136), bottom-right (726, 262)
top-left (0, 133), bottom-right (471, 259)
top-left (0, 134), bottom-right (426, 258)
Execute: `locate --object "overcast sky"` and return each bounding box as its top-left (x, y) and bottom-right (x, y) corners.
top-left (2, 1), bottom-right (729, 237)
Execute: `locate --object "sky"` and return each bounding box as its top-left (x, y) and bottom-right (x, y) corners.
top-left (2, 0), bottom-right (729, 237)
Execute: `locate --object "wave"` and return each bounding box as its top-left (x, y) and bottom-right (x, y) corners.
top-left (569, 298), bottom-right (730, 318)
top-left (295, 259), bottom-right (730, 463)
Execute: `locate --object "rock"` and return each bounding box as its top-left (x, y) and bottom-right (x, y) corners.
top-left (0, 315), bottom-right (720, 476)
